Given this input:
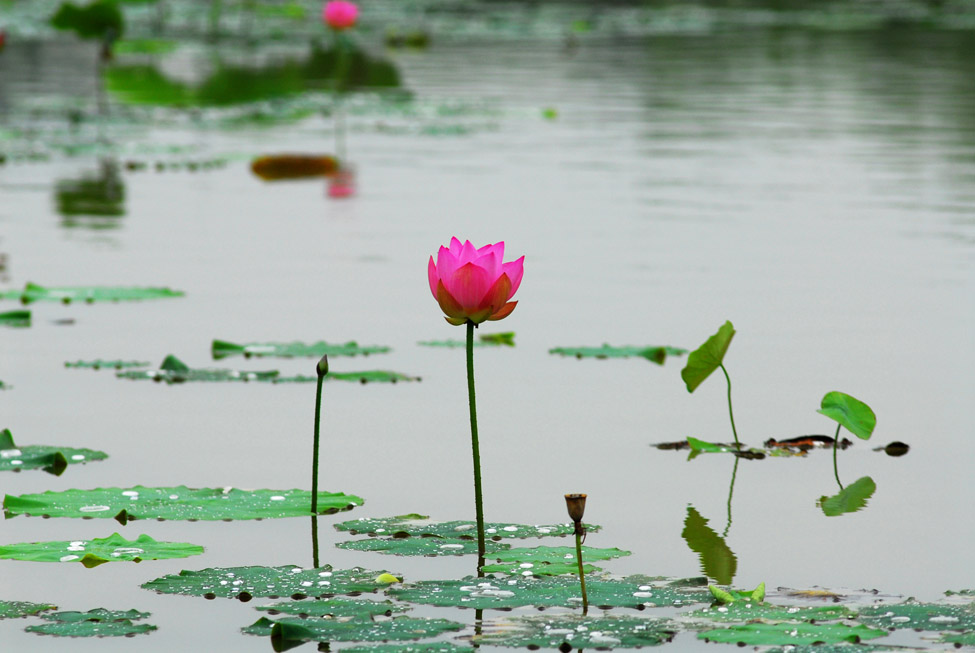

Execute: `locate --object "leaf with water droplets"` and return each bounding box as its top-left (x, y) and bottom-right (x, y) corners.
top-left (337, 536), bottom-right (510, 557)
top-left (243, 615), bottom-right (465, 644)
top-left (211, 339), bottom-right (390, 360)
top-left (681, 321), bottom-right (735, 392)
top-left (684, 602), bottom-right (856, 623)
top-left (335, 515), bottom-right (597, 540)
top-left (341, 644), bottom-right (473, 653)
top-left (818, 476), bottom-right (876, 516)
top-left (256, 597), bottom-right (408, 618)
top-left (0, 532), bottom-right (203, 567)
top-left (549, 344), bottom-right (687, 364)
top-left (482, 545), bottom-right (629, 576)
top-left (3, 485), bottom-right (363, 521)
top-left (0, 310), bottom-right (30, 327)
top-left (0, 429), bottom-right (108, 475)
top-left (142, 565), bottom-right (396, 600)
top-left (0, 282), bottom-right (183, 305)
top-left (857, 602), bottom-right (975, 631)
top-left (475, 614), bottom-right (676, 648)
top-left (116, 356), bottom-right (280, 384)
top-left (0, 600), bottom-right (57, 619)
top-left (26, 608), bottom-right (156, 638)
top-left (697, 622), bottom-right (887, 645)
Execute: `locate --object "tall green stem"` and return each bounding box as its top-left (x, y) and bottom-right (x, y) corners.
top-left (311, 355), bottom-right (328, 514)
top-left (466, 321), bottom-right (486, 571)
top-left (832, 423), bottom-right (843, 490)
top-left (311, 515), bottom-right (320, 568)
top-left (719, 363), bottom-right (740, 449)
top-left (575, 531), bottom-right (589, 615)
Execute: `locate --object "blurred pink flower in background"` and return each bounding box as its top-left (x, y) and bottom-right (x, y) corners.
top-left (327, 167), bottom-right (355, 198)
top-left (428, 238), bottom-right (524, 325)
top-left (322, 1), bottom-right (358, 30)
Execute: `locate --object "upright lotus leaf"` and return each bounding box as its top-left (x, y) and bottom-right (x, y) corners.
top-left (342, 644), bottom-right (473, 653)
top-left (271, 370), bottom-right (421, 384)
top-left (0, 600), bottom-right (57, 619)
top-left (65, 359), bottom-right (150, 370)
top-left (475, 614), bottom-right (676, 648)
top-left (818, 476), bottom-right (877, 516)
top-left (482, 545), bottom-right (630, 576)
top-left (685, 602), bottom-right (856, 623)
top-left (0, 429), bottom-right (108, 474)
top-left (681, 321), bottom-right (735, 392)
top-left (256, 597), bottom-right (408, 618)
top-left (212, 339), bottom-right (391, 360)
top-left (337, 536), bottom-right (510, 557)
top-left (0, 533), bottom-right (204, 567)
top-left (243, 615), bottom-right (465, 643)
top-left (549, 344), bottom-right (687, 364)
top-left (699, 622), bottom-right (887, 645)
top-left (388, 575), bottom-right (710, 610)
top-left (335, 515), bottom-right (598, 540)
top-left (26, 608), bottom-right (155, 637)
top-left (0, 310), bottom-right (30, 327)
top-left (142, 565), bottom-right (396, 600)
top-left (0, 282), bottom-right (183, 304)
top-left (3, 486), bottom-right (363, 521)
top-left (818, 392), bottom-right (876, 440)
top-left (682, 506), bottom-right (737, 585)
top-left (857, 602), bottom-right (975, 631)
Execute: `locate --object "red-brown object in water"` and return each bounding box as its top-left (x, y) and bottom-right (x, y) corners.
top-left (250, 155), bottom-right (339, 181)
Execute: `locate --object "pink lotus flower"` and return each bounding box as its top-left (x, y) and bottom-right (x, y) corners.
top-left (322, 1), bottom-right (358, 30)
top-left (428, 238), bottom-right (524, 326)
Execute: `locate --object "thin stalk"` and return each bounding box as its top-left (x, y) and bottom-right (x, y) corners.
top-left (723, 456), bottom-right (739, 538)
top-left (718, 363), bottom-right (740, 449)
top-left (832, 423), bottom-right (843, 490)
top-left (575, 530), bottom-right (589, 615)
top-left (311, 515), bottom-right (320, 568)
top-left (311, 355), bottom-right (328, 514)
top-left (466, 321), bottom-right (486, 571)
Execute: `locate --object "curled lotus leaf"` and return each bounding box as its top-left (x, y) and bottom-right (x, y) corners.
top-left (335, 515), bottom-right (598, 540)
top-left (242, 615), bottom-right (464, 643)
top-left (388, 575), bottom-right (710, 610)
top-left (475, 614), bottom-right (677, 648)
top-left (0, 600), bottom-right (57, 619)
top-left (857, 602), bottom-right (975, 631)
top-left (0, 532), bottom-right (203, 567)
top-left (549, 344), bottom-right (687, 364)
top-left (698, 622), bottom-right (887, 645)
top-left (211, 339), bottom-right (390, 360)
top-left (681, 321), bottom-right (735, 392)
top-left (818, 391), bottom-right (877, 440)
top-left (256, 597), bottom-right (408, 618)
top-left (3, 485), bottom-right (363, 521)
top-left (0, 282), bottom-right (183, 305)
top-left (337, 536), bottom-right (510, 557)
top-left (142, 565), bottom-right (396, 600)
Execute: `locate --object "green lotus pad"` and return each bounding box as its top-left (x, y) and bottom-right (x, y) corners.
top-left (549, 344), bottom-right (687, 365)
top-left (211, 339), bottom-right (391, 360)
top-left (685, 602), bottom-right (856, 623)
top-left (271, 370), bottom-right (422, 384)
top-left (3, 486), bottom-right (363, 521)
top-left (1, 429), bottom-right (108, 475)
top-left (116, 355), bottom-right (280, 383)
top-left (388, 575), bottom-right (710, 610)
top-left (0, 533), bottom-right (204, 567)
top-left (942, 632), bottom-right (975, 646)
top-left (335, 514), bottom-right (598, 540)
top-left (697, 622), bottom-right (887, 645)
top-left (244, 615), bottom-right (465, 643)
top-left (482, 545), bottom-right (631, 577)
top-left (0, 310), bottom-right (30, 327)
top-left (143, 565), bottom-right (398, 600)
top-left (419, 332), bottom-right (515, 348)
top-left (64, 360), bottom-right (150, 370)
top-left (857, 602), bottom-right (975, 631)
top-left (342, 644), bottom-right (473, 653)
top-left (337, 536), bottom-right (511, 557)
top-left (256, 597), bottom-right (408, 618)
top-left (26, 608), bottom-right (156, 637)
top-left (475, 614), bottom-right (677, 648)
top-left (0, 282), bottom-right (184, 304)
top-left (0, 600), bottom-right (57, 619)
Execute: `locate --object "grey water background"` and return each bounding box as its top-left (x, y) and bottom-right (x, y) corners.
top-left (1, 9), bottom-right (975, 651)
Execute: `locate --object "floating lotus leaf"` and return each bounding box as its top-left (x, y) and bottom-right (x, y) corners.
top-left (419, 332), bottom-right (515, 348)
top-left (476, 614), bottom-right (676, 648)
top-left (243, 615), bottom-right (464, 644)
top-left (116, 355), bottom-right (279, 383)
top-left (388, 575), bottom-right (709, 610)
top-left (549, 344), bottom-right (687, 364)
top-left (857, 602), bottom-right (975, 631)
top-left (482, 545), bottom-right (630, 576)
top-left (256, 597), bottom-right (408, 618)
top-left (945, 589), bottom-right (975, 599)
top-left (212, 339), bottom-right (390, 360)
top-left (342, 644), bottom-right (473, 653)
top-left (0, 310), bottom-right (30, 327)
top-left (143, 565), bottom-right (396, 600)
top-left (681, 321), bottom-right (735, 392)
top-left (26, 608), bottom-right (155, 637)
top-left (337, 536), bottom-right (510, 557)
top-left (64, 359), bottom-right (150, 369)
top-left (0, 600), bottom-right (57, 619)
top-left (0, 532), bottom-right (203, 567)
top-left (685, 602), bottom-right (856, 623)
top-left (0, 282), bottom-right (183, 305)
top-left (249, 156), bottom-right (339, 181)
top-left (271, 370), bottom-right (421, 384)
top-left (335, 515), bottom-right (597, 540)
top-left (681, 507), bottom-right (736, 586)
top-left (481, 560), bottom-right (600, 577)
top-left (942, 632), bottom-right (975, 646)
top-left (765, 646), bottom-right (903, 653)
top-left (3, 486), bottom-right (363, 521)
top-left (818, 391), bottom-right (877, 440)
top-left (698, 622), bottom-right (887, 645)
top-left (818, 476), bottom-right (877, 516)
top-left (0, 429), bottom-right (108, 475)
top-left (113, 39), bottom-right (178, 55)
top-left (684, 437), bottom-right (765, 460)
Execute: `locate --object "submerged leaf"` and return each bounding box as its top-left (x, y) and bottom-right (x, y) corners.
top-left (0, 532), bottom-right (203, 566)
top-left (549, 344), bottom-right (687, 364)
top-left (818, 476), bottom-right (877, 516)
top-left (0, 600), bottom-right (57, 619)
top-left (143, 565), bottom-right (395, 600)
top-left (3, 486), bottom-right (363, 521)
top-left (681, 321), bottom-right (735, 392)
top-left (335, 515), bottom-right (597, 540)
top-left (419, 332), bottom-right (515, 348)
top-left (818, 391), bottom-right (876, 440)
top-left (681, 507), bottom-right (736, 586)
top-left (475, 614), bottom-right (676, 648)
top-left (0, 282), bottom-right (183, 305)
top-left (212, 339), bottom-right (389, 360)
top-left (698, 622), bottom-right (887, 645)
top-left (243, 615), bottom-right (464, 643)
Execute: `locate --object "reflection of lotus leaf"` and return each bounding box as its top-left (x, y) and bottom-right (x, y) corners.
top-left (682, 507), bottom-right (736, 586)
top-left (818, 476), bottom-right (876, 516)
top-left (55, 161), bottom-right (125, 222)
top-left (549, 344), bottom-right (686, 363)
top-left (50, 1), bottom-right (124, 41)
